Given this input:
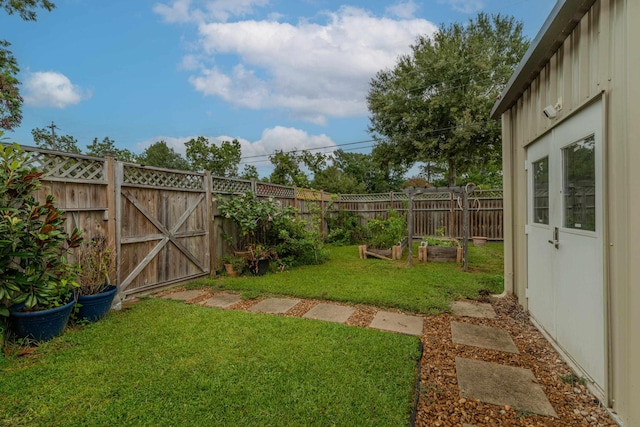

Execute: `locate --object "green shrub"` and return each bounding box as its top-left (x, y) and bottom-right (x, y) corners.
top-left (218, 192), bottom-right (328, 270)
top-left (366, 209), bottom-right (406, 249)
top-left (326, 210), bottom-right (367, 245)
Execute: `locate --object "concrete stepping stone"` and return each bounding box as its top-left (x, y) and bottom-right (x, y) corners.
top-left (249, 298), bottom-right (300, 314)
top-left (302, 303), bottom-right (354, 323)
top-left (160, 289), bottom-right (206, 301)
top-left (451, 322), bottom-right (519, 354)
top-left (369, 311), bottom-right (423, 336)
top-left (202, 293), bottom-right (241, 308)
top-left (450, 300), bottom-right (496, 318)
top-left (456, 357), bottom-right (557, 418)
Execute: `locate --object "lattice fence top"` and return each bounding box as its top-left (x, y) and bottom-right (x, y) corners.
top-left (211, 176), bottom-right (252, 194)
top-left (123, 164), bottom-right (205, 190)
top-left (23, 149), bottom-right (106, 183)
top-left (296, 188), bottom-right (332, 201)
top-left (338, 189), bottom-right (503, 202)
top-left (256, 183), bottom-right (295, 199)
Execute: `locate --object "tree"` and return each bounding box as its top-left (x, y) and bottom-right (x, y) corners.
top-left (86, 137), bottom-right (137, 162)
top-left (268, 150), bottom-right (310, 187)
top-left (138, 140), bottom-right (190, 170)
top-left (185, 136), bottom-right (241, 177)
top-left (0, 1), bottom-right (55, 130)
top-left (367, 13), bottom-right (529, 186)
top-left (31, 126), bottom-right (81, 154)
top-left (240, 164), bottom-right (259, 180)
top-left (312, 165), bottom-right (365, 194)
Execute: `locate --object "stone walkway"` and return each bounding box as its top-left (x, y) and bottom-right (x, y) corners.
top-left (449, 300), bottom-right (557, 421)
top-left (158, 289), bottom-right (558, 422)
top-left (159, 289), bottom-right (424, 336)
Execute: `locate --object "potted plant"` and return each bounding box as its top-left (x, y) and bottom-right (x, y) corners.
top-left (247, 244), bottom-right (277, 276)
top-left (1, 142), bottom-right (83, 342)
top-left (222, 254), bottom-right (246, 277)
top-left (74, 235), bottom-right (117, 322)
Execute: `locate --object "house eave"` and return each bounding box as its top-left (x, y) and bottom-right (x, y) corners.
top-left (490, 0), bottom-right (597, 119)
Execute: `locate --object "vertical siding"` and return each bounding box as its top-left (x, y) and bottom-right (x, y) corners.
top-left (502, 0), bottom-right (639, 424)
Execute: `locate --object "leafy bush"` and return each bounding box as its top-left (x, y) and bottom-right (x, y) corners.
top-left (218, 192), bottom-right (328, 270)
top-left (326, 210), bottom-right (367, 245)
top-left (276, 219), bottom-right (328, 268)
top-left (366, 209), bottom-right (406, 249)
top-left (0, 142), bottom-right (82, 315)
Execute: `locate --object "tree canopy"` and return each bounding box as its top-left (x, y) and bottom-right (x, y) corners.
top-left (1, 0), bottom-right (55, 130)
top-left (185, 136), bottom-right (241, 177)
top-left (86, 137), bottom-right (137, 162)
top-left (31, 126), bottom-right (81, 154)
top-left (138, 140), bottom-right (190, 170)
top-left (367, 13), bottom-right (529, 186)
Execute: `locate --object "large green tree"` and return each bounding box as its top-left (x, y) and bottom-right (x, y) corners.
top-left (367, 13), bottom-right (528, 186)
top-left (86, 137), bottom-right (137, 162)
top-left (138, 140), bottom-right (190, 170)
top-left (31, 126), bottom-right (81, 154)
top-left (0, 1), bottom-right (55, 130)
top-left (185, 136), bottom-right (241, 177)
top-left (268, 150), bottom-right (310, 187)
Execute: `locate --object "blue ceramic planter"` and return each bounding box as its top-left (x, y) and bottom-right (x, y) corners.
top-left (9, 298), bottom-right (75, 342)
top-left (77, 285), bottom-right (117, 322)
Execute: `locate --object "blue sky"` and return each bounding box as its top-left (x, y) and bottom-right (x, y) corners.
top-left (2, 0), bottom-right (556, 177)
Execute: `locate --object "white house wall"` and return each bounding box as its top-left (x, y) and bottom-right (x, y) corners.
top-left (500, 0), bottom-right (639, 424)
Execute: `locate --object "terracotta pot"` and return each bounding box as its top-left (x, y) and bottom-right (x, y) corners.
top-left (224, 263), bottom-right (238, 277)
top-left (472, 236), bottom-right (488, 247)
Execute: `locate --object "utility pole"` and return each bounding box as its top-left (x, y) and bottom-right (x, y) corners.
top-left (47, 121), bottom-right (58, 151)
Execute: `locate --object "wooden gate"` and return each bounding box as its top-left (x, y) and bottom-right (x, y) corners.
top-left (116, 163), bottom-right (210, 297)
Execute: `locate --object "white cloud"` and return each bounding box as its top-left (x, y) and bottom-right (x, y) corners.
top-left (181, 6), bottom-right (436, 123)
top-left (136, 126), bottom-right (335, 177)
top-left (154, 0), bottom-right (270, 23)
top-left (386, 0), bottom-right (420, 19)
top-left (438, 0), bottom-right (483, 14)
top-left (23, 71), bottom-right (90, 108)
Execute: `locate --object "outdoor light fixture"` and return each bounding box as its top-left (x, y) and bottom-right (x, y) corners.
top-left (543, 105), bottom-right (558, 118)
top-left (543, 98), bottom-right (563, 119)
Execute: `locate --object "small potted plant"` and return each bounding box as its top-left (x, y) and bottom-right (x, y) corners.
top-left (222, 254), bottom-right (246, 277)
top-left (247, 244), bottom-right (277, 276)
top-left (1, 142), bottom-right (83, 342)
top-left (74, 235), bottom-right (117, 322)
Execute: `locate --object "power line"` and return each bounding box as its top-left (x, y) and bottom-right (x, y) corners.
top-left (239, 138), bottom-right (376, 160)
top-left (238, 119), bottom-right (497, 165)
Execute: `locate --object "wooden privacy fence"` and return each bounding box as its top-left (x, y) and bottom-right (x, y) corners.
top-left (20, 146), bottom-right (211, 298)
top-left (14, 145), bottom-right (503, 298)
top-left (334, 190), bottom-right (504, 240)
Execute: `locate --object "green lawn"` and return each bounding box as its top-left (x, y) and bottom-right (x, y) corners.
top-left (1, 299), bottom-right (421, 427)
top-left (205, 243), bottom-right (504, 314)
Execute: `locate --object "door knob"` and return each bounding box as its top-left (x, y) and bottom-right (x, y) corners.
top-left (548, 227), bottom-right (559, 249)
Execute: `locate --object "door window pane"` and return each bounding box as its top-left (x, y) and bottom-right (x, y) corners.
top-left (532, 157), bottom-right (549, 224)
top-left (563, 135), bottom-right (596, 231)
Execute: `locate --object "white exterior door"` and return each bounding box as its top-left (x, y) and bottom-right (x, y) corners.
top-left (526, 100), bottom-right (605, 394)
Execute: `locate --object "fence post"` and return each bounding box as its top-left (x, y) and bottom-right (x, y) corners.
top-left (106, 156), bottom-right (117, 286)
top-left (205, 171), bottom-right (214, 276)
top-left (320, 190), bottom-right (326, 238)
top-left (407, 192), bottom-right (414, 267)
